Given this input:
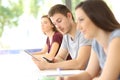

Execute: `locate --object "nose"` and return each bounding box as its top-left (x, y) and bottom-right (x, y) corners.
top-left (41, 23), bottom-right (44, 27)
top-left (56, 25), bottom-right (60, 29)
top-left (55, 24), bottom-right (61, 30)
top-left (76, 23), bottom-right (82, 31)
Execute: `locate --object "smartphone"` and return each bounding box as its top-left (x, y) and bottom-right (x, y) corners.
top-left (42, 57), bottom-right (53, 63)
top-left (24, 50), bottom-right (40, 61)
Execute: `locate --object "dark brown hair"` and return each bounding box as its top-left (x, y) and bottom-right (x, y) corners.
top-left (75, 0), bottom-right (120, 32)
top-left (41, 15), bottom-right (57, 32)
top-left (48, 4), bottom-right (74, 21)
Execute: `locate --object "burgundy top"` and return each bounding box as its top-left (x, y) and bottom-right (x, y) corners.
top-left (46, 31), bottom-right (63, 56)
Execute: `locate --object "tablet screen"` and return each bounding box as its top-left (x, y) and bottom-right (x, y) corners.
top-left (24, 50), bottom-right (40, 61)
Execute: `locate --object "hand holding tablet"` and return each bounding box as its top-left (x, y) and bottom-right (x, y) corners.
top-left (24, 50), bottom-right (54, 63)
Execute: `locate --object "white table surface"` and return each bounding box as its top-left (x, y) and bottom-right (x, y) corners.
top-left (0, 51), bottom-right (41, 80)
top-left (0, 50), bottom-right (84, 80)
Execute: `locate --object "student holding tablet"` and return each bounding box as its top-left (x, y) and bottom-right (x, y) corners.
top-left (33, 15), bottom-right (63, 61)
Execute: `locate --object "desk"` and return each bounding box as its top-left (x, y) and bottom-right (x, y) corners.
top-left (0, 50), bottom-right (84, 80)
top-left (0, 51), bottom-right (41, 80)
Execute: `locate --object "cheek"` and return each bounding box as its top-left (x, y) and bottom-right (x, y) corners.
top-left (86, 27), bottom-right (95, 38)
top-left (41, 26), bottom-right (44, 30)
top-left (77, 22), bottom-right (87, 31)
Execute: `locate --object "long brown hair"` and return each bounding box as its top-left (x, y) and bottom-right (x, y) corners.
top-left (75, 0), bottom-right (120, 32)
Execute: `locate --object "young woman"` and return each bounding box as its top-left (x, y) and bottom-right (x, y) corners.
top-left (33, 15), bottom-right (63, 61)
top-left (57, 0), bottom-right (120, 80)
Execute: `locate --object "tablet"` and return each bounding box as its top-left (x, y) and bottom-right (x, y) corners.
top-left (24, 50), bottom-right (40, 61)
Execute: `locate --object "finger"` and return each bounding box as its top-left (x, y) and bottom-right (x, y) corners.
top-left (56, 77), bottom-right (64, 80)
top-left (60, 77), bottom-right (64, 80)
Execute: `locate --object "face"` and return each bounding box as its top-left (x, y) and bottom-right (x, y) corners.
top-left (50, 13), bottom-right (72, 35)
top-left (41, 17), bottom-right (53, 33)
top-left (75, 8), bottom-right (98, 39)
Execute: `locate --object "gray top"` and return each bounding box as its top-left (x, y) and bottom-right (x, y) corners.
top-left (92, 29), bottom-right (120, 80)
top-left (61, 30), bottom-right (92, 59)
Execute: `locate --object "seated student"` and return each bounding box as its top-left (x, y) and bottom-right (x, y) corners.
top-left (33, 15), bottom-right (63, 60)
top-left (57, 0), bottom-right (120, 80)
top-left (33, 4), bottom-right (92, 70)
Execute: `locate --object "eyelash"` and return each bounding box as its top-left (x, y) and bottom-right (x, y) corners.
top-left (57, 19), bottom-right (61, 23)
top-left (79, 18), bottom-right (84, 21)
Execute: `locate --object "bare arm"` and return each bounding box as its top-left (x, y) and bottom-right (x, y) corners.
top-left (85, 49), bottom-right (101, 79)
top-left (41, 42), bottom-right (60, 60)
top-left (33, 42), bottom-right (61, 61)
top-left (33, 44), bottom-right (48, 55)
top-left (41, 45), bottom-right (91, 70)
top-left (58, 49), bottom-right (100, 80)
top-left (54, 47), bottom-right (69, 62)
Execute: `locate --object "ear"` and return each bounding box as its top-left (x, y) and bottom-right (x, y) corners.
top-left (67, 12), bottom-right (72, 19)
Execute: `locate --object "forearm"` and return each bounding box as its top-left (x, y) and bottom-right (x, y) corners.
top-left (64, 71), bottom-right (92, 80)
top-left (46, 59), bottom-right (84, 70)
top-left (58, 59), bottom-right (86, 70)
top-left (54, 56), bottom-right (65, 62)
top-left (33, 51), bottom-right (45, 55)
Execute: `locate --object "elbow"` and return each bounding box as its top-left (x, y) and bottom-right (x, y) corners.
top-left (74, 63), bottom-right (86, 70)
top-left (77, 64), bottom-right (86, 70)
top-left (75, 61), bottom-right (88, 70)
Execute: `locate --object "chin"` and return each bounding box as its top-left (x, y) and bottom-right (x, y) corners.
top-left (84, 35), bottom-right (92, 40)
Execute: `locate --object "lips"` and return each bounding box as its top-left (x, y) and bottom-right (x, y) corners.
top-left (61, 29), bottom-right (64, 32)
top-left (58, 28), bottom-right (64, 32)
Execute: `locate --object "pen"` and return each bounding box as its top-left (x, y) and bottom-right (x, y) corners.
top-left (57, 68), bottom-right (64, 80)
top-left (57, 68), bottom-right (62, 76)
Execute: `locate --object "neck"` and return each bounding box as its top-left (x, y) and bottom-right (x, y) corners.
top-left (46, 31), bottom-right (54, 38)
top-left (95, 30), bottom-right (111, 49)
top-left (68, 22), bottom-right (77, 40)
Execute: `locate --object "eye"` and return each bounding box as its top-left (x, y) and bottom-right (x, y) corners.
top-left (57, 19), bottom-right (62, 23)
top-left (44, 21), bottom-right (48, 24)
top-left (77, 18), bottom-right (84, 23)
top-left (79, 18), bottom-right (84, 21)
